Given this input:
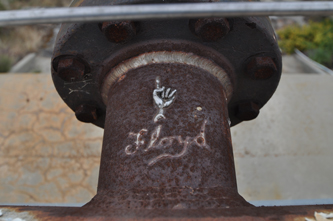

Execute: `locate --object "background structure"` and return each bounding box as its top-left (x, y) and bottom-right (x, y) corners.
top-left (0, 73), bottom-right (332, 204)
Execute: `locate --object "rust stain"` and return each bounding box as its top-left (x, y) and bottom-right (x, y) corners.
top-left (101, 21), bottom-right (137, 43)
top-left (192, 18), bottom-right (230, 42)
top-left (246, 57), bottom-right (277, 80)
top-left (117, 74), bottom-right (126, 82)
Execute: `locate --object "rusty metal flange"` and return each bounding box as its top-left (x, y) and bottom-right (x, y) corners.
top-left (51, 0), bottom-right (282, 128)
top-left (101, 51), bottom-right (234, 105)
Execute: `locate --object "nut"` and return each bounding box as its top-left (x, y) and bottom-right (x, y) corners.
top-left (235, 102), bottom-right (260, 121)
top-left (246, 57), bottom-right (277, 80)
top-left (75, 104), bottom-right (98, 123)
top-left (191, 18), bottom-right (230, 42)
top-left (57, 57), bottom-right (86, 82)
top-left (101, 21), bottom-right (137, 43)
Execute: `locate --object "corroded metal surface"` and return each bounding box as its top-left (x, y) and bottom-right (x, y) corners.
top-left (51, 0), bottom-right (282, 128)
top-left (246, 57), bottom-right (278, 80)
top-left (49, 0), bottom-right (284, 216)
top-left (235, 101), bottom-right (260, 121)
top-left (190, 18), bottom-right (230, 42)
top-left (91, 63), bottom-right (249, 209)
top-left (101, 21), bottom-right (138, 43)
top-left (75, 104), bottom-right (99, 123)
top-left (2, 74), bottom-right (333, 205)
top-left (55, 56), bottom-right (90, 82)
top-left (2, 0), bottom-right (332, 218)
top-left (101, 51), bottom-right (234, 105)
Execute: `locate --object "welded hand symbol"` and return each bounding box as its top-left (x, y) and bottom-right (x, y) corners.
top-left (153, 87), bottom-right (177, 109)
top-left (153, 77), bottom-right (177, 123)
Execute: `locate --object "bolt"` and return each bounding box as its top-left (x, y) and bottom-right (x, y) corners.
top-left (246, 57), bottom-right (277, 80)
top-left (57, 57), bottom-right (86, 82)
top-left (75, 104), bottom-right (98, 123)
top-left (191, 18), bottom-right (230, 42)
top-left (101, 21), bottom-right (137, 43)
top-left (235, 102), bottom-right (260, 121)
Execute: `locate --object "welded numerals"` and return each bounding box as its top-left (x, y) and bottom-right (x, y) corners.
top-left (153, 77), bottom-right (177, 123)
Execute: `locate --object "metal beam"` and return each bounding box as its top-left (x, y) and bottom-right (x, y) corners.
top-left (0, 1), bottom-right (333, 26)
top-left (1, 204), bottom-right (333, 220)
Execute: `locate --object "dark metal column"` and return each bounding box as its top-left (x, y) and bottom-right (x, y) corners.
top-left (51, 0), bottom-right (283, 212)
top-left (86, 59), bottom-right (251, 209)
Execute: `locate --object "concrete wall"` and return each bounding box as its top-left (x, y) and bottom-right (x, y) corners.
top-left (233, 74), bottom-right (333, 201)
top-left (0, 74), bottom-right (102, 204)
top-left (0, 73), bottom-right (332, 204)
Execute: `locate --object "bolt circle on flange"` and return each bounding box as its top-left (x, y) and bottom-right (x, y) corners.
top-left (246, 57), bottom-right (277, 80)
top-left (190, 18), bottom-right (230, 42)
top-left (75, 104), bottom-right (98, 123)
top-left (235, 101), bottom-right (260, 121)
top-left (101, 21), bottom-right (137, 43)
top-left (52, 2), bottom-right (282, 128)
top-left (56, 57), bottom-right (86, 82)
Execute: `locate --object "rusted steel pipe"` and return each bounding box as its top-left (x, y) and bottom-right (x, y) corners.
top-left (51, 0), bottom-right (282, 213)
top-left (84, 52), bottom-right (251, 209)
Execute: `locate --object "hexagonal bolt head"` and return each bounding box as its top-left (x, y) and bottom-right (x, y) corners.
top-left (246, 57), bottom-right (277, 80)
top-left (235, 102), bottom-right (260, 121)
top-left (191, 18), bottom-right (230, 42)
top-left (75, 104), bottom-right (98, 123)
top-left (57, 58), bottom-right (86, 82)
top-left (101, 21), bottom-right (137, 43)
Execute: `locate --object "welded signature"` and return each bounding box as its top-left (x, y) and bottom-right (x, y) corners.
top-left (125, 120), bottom-right (210, 166)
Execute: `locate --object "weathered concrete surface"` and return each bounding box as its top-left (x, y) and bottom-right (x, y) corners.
top-left (0, 74), bottom-right (103, 204)
top-left (0, 73), bottom-right (332, 205)
top-left (281, 55), bottom-right (314, 74)
top-left (233, 74), bottom-right (333, 201)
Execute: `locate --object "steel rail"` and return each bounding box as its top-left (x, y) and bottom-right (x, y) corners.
top-left (0, 1), bottom-right (333, 26)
